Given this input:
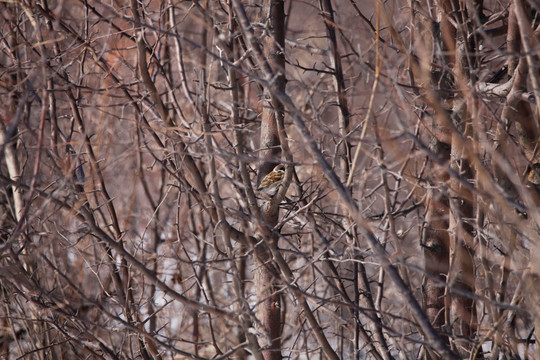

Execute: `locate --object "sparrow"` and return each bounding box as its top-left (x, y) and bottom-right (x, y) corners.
top-left (257, 164), bottom-right (285, 196)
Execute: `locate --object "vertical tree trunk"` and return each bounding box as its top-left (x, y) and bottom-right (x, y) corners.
top-left (422, 139), bottom-right (451, 360)
top-left (504, 4), bottom-right (540, 356)
top-left (418, 2), bottom-right (453, 357)
top-left (447, 7), bottom-right (478, 355)
top-left (448, 121), bottom-right (476, 357)
top-left (256, 1), bottom-right (286, 359)
top-left (420, 2), bottom-right (480, 356)
top-left (0, 19), bottom-right (23, 224)
top-left (257, 0), bottom-right (286, 182)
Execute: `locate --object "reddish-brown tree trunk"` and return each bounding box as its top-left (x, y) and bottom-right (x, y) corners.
top-left (255, 1), bottom-right (286, 359)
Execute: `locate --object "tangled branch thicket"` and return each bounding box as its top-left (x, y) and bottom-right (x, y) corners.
top-left (1, 0), bottom-right (539, 359)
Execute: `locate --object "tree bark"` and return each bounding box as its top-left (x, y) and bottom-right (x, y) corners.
top-left (256, 1), bottom-right (286, 359)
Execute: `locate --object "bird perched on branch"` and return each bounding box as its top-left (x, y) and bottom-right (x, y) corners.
top-left (257, 164), bottom-right (285, 196)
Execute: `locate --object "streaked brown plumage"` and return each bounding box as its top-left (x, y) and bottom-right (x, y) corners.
top-left (257, 164), bottom-right (285, 196)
